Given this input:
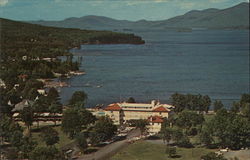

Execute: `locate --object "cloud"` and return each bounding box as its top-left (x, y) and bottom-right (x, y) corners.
top-left (178, 1), bottom-right (196, 9)
top-left (208, 0), bottom-right (228, 3)
top-left (125, 0), bottom-right (172, 6)
top-left (0, 0), bottom-right (8, 6)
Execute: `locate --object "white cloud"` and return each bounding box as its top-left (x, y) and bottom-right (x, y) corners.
top-left (125, 0), bottom-right (171, 6)
top-left (208, 0), bottom-right (228, 3)
top-left (178, 1), bottom-right (195, 9)
top-left (0, 0), bottom-right (8, 6)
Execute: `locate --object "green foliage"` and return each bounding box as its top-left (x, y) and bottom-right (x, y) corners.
top-left (177, 136), bottom-right (193, 148)
top-left (162, 128), bottom-right (172, 144)
top-left (18, 137), bottom-right (37, 159)
top-left (165, 146), bottom-right (177, 158)
top-left (47, 87), bottom-right (60, 103)
top-left (241, 103), bottom-right (250, 121)
top-left (171, 93), bottom-right (211, 113)
top-left (213, 100), bottom-right (224, 112)
top-left (175, 110), bottom-right (204, 134)
top-left (127, 97), bottom-right (136, 103)
top-left (0, 18), bottom-right (144, 89)
top-left (171, 128), bottom-right (184, 142)
top-left (68, 91), bottom-right (88, 108)
top-left (61, 108), bottom-right (82, 139)
top-left (202, 108), bottom-right (250, 149)
top-left (201, 152), bottom-right (227, 160)
top-left (76, 133), bottom-right (88, 151)
top-left (19, 106), bottom-right (34, 134)
top-left (90, 116), bottom-right (117, 145)
top-left (61, 107), bottom-right (95, 139)
top-left (134, 119), bottom-right (148, 134)
top-left (4, 147), bottom-right (19, 160)
top-left (40, 127), bottom-right (59, 146)
top-left (0, 115), bottom-right (23, 144)
top-left (240, 93), bottom-right (250, 104)
top-left (231, 102), bottom-right (241, 113)
top-left (30, 146), bottom-right (64, 160)
top-left (21, 79), bottom-right (44, 100)
top-left (78, 108), bottom-right (96, 126)
top-left (199, 128), bottom-right (214, 146)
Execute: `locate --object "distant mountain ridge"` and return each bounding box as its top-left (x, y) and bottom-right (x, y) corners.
top-left (29, 2), bottom-right (249, 30)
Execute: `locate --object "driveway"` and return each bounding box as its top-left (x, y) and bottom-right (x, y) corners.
top-left (77, 128), bottom-right (141, 160)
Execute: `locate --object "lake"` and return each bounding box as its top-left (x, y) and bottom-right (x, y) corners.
top-left (60, 30), bottom-right (249, 109)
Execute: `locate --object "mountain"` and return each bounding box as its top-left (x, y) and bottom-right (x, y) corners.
top-left (29, 2), bottom-right (249, 30)
top-left (154, 2), bottom-right (249, 29)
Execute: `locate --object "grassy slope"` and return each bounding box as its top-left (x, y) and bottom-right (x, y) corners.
top-left (32, 126), bottom-right (73, 149)
top-left (110, 141), bottom-right (216, 160)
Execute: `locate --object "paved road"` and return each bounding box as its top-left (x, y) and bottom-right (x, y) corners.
top-left (224, 149), bottom-right (250, 160)
top-left (77, 129), bottom-right (140, 160)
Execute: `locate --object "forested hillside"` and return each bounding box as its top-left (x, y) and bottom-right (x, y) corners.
top-left (0, 18), bottom-right (144, 88)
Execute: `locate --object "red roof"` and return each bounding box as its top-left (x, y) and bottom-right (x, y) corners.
top-left (148, 116), bottom-right (164, 123)
top-left (153, 106), bottom-right (169, 112)
top-left (104, 103), bottom-right (121, 111)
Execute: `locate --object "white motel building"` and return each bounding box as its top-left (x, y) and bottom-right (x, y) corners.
top-left (89, 100), bottom-right (175, 133)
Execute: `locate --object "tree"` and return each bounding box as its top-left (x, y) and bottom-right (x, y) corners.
top-left (40, 127), bottom-right (59, 146)
top-left (127, 97), bottom-right (136, 103)
top-left (134, 119), bottom-right (148, 135)
top-left (19, 106), bottom-right (34, 136)
top-left (49, 101), bottom-right (62, 126)
top-left (241, 103), bottom-right (250, 121)
top-left (32, 101), bottom-right (44, 128)
top-left (30, 146), bottom-right (64, 160)
top-left (61, 107), bottom-right (96, 139)
top-left (175, 110), bottom-right (204, 134)
top-left (78, 108), bottom-right (96, 127)
top-left (171, 93), bottom-right (186, 113)
top-left (0, 115), bottom-right (14, 143)
top-left (68, 91), bottom-right (87, 108)
top-left (171, 128), bottom-right (184, 143)
top-left (47, 87), bottom-right (60, 103)
top-left (90, 116), bottom-right (117, 145)
top-left (177, 135), bottom-right (193, 148)
top-left (204, 108), bottom-right (250, 149)
top-left (18, 137), bottom-right (37, 159)
top-left (240, 94), bottom-right (250, 105)
top-left (200, 95), bottom-right (211, 113)
top-left (231, 102), bottom-right (240, 113)
top-left (165, 146), bottom-right (177, 158)
top-left (22, 79), bottom-right (44, 100)
top-left (201, 152), bottom-right (227, 160)
top-left (162, 128), bottom-right (172, 145)
top-left (76, 133), bottom-right (88, 151)
top-left (213, 100), bottom-right (224, 112)
top-left (61, 108), bottom-right (82, 139)
top-left (200, 127), bottom-right (214, 146)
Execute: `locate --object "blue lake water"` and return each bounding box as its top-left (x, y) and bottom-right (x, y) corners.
top-left (60, 30), bottom-right (249, 109)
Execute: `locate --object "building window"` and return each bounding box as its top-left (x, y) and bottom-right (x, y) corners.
top-left (111, 111), bottom-right (113, 113)
top-left (160, 112), bottom-right (162, 115)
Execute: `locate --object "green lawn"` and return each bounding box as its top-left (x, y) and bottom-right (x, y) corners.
top-left (204, 114), bottom-right (215, 122)
top-left (32, 126), bottom-right (73, 149)
top-left (110, 141), bottom-right (216, 160)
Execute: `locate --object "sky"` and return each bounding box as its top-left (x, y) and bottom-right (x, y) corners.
top-left (0, 0), bottom-right (249, 21)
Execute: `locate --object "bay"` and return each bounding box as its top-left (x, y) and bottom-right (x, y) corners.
top-left (60, 30), bottom-right (249, 109)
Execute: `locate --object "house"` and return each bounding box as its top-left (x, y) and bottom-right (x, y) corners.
top-left (147, 115), bottom-right (164, 133)
top-left (42, 58), bottom-right (56, 62)
top-left (103, 100), bottom-right (175, 133)
top-left (18, 74), bottom-right (28, 81)
top-left (37, 89), bottom-right (46, 95)
top-left (12, 99), bottom-right (34, 112)
top-left (0, 79), bottom-right (6, 88)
